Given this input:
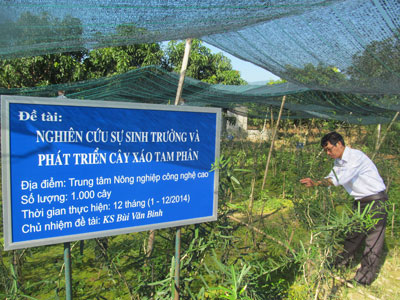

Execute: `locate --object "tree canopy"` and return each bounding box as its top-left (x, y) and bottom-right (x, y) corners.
top-left (348, 31), bottom-right (400, 94)
top-left (164, 39), bottom-right (246, 85)
top-left (0, 13), bottom-right (247, 89)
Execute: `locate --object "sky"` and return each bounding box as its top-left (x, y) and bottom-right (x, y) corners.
top-left (204, 43), bottom-right (281, 84)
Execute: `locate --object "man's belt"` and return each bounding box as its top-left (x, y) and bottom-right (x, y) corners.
top-left (358, 191), bottom-right (388, 202)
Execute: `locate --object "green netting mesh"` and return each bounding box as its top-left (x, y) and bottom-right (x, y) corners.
top-left (1, 0), bottom-right (399, 95)
top-left (1, 1), bottom-right (343, 57)
top-left (0, 66), bottom-right (397, 124)
top-left (0, 1), bottom-right (399, 123)
top-left (204, 0), bottom-right (400, 94)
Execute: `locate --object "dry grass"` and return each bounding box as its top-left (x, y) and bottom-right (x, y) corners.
top-left (340, 246), bottom-right (400, 300)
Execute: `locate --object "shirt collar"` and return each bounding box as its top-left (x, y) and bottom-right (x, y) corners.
top-left (337, 146), bottom-right (350, 164)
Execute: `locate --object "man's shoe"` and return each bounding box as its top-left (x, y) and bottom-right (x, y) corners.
top-left (347, 278), bottom-right (370, 287)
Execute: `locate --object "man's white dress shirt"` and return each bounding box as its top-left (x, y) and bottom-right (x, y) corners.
top-left (326, 147), bottom-right (386, 200)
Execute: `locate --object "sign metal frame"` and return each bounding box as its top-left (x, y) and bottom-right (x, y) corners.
top-left (1, 95), bottom-right (221, 250)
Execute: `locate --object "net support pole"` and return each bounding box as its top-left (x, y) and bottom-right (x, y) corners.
top-left (375, 124), bottom-right (381, 151)
top-left (372, 111), bottom-right (399, 160)
top-left (64, 242), bottom-right (73, 300)
top-left (173, 38), bottom-right (193, 300)
top-left (261, 95), bottom-right (286, 191)
top-left (174, 38), bottom-right (192, 105)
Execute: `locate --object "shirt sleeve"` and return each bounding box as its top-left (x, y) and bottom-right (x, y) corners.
top-left (325, 169), bottom-right (340, 186)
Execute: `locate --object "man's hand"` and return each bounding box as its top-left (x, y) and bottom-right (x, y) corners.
top-left (300, 178), bottom-right (333, 187)
top-left (300, 178), bottom-right (316, 187)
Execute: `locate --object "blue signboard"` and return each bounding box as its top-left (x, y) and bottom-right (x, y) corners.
top-left (1, 96), bottom-right (220, 250)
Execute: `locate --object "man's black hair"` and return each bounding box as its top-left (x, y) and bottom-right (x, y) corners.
top-left (321, 131), bottom-right (345, 147)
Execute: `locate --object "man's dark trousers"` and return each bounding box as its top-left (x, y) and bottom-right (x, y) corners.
top-left (338, 193), bottom-right (387, 285)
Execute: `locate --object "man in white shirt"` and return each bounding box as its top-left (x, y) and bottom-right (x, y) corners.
top-left (300, 131), bottom-right (387, 285)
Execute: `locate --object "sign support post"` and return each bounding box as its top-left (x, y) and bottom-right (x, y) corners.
top-left (174, 227), bottom-right (181, 300)
top-left (64, 242), bottom-right (73, 300)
